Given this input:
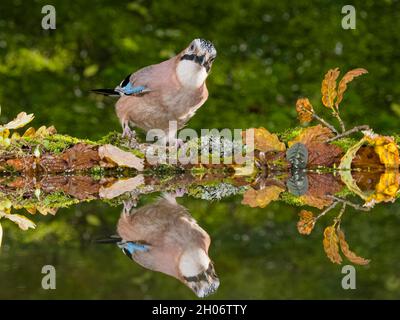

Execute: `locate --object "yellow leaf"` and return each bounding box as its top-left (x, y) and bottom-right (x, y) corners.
top-left (336, 68), bottom-right (368, 108)
top-left (338, 228), bottom-right (370, 265)
top-left (364, 132), bottom-right (400, 169)
top-left (4, 214), bottom-right (36, 230)
top-left (297, 210), bottom-right (316, 235)
top-left (365, 171), bottom-right (400, 207)
top-left (295, 98), bottom-right (314, 123)
top-left (323, 226), bottom-right (342, 264)
top-left (321, 68), bottom-right (340, 109)
top-left (23, 127), bottom-right (36, 137)
top-left (4, 112), bottom-right (34, 130)
top-left (37, 206), bottom-right (58, 216)
top-left (244, 128), bottom-right (286, 153)
top-left (241, 185), bottom-right (284, 208)
top-left (288, 125), bottom-right (334, 147)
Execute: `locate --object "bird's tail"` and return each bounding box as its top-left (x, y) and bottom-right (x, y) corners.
top-left (94, 235), bottom-right (122, 244)
top-left (91, 88), bottom-right (120, 97)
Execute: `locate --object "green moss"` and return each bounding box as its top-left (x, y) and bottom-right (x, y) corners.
top-left (280, 192), bottom-right (305, 206)
top-left (277, 127), bottom-right (304, 144)
top-left (330, 137), bottom-right (359, 152)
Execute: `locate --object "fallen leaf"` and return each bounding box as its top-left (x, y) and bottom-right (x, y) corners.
top-left (295, 98), bottom-right (314, 123)
top-left (336, 68), bottom-right (368, 107)
top-left (306, 142), bottom-right (343, 167)
top-left (99, 175), bottom-right (145, 199)
top-left (323, 225), bottom-right (342, 264)
top-left (244, 128), bottom-right (286, 152)
top-left (365, 171), bottom-right (400, 207)
top-left (98, 144), bottom-right (144, 171)
top-left (23, 127), bottom-right (36, 137)
top-left (338, 228), bottom-right (370, 265)
top-left (288, 125), bottom-right (334, 147)
top-left (321, 68), bottom-right (340, 109)
top-left (364, 132), bottom-right (399, 169)
top-left (4, 112), bottom-right (34, 130)
top-left (36, 207), bottom-right (58, 216)
top-left (297, 210), bottom-right (316, 235)
top-left (242, 185), bottom-right (284, 208)
top-left (4, 214), bottom-right (36, 230)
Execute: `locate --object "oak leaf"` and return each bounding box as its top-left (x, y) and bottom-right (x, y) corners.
top-left (336, 68), bottom-right (368, 107)
top-left (288, 125), bottom-right (334, 147)
top-left (295, 98), bottom-right (314, 123)
top-left (297, 210), bottom-right (316, 235)
top-left (321, 68), bottom-right (340, 109)
top-left (323, 226), bottom-right (342, 264)
top-left (245, 128), bottom-right (286, 152)
top-left (338, 228), bottom-right (370, 265)
top-left (364, 133), bottom-right (399, 169)
top-left (241, 185), bottom-right (284, 208)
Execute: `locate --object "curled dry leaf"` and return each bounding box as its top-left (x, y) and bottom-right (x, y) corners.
top-left (364, 132), bottom-right (400, 169)
top-left (365, 171), bottom-right (400, 207)
top-left (4, 214), bottom-right (36, 230)
top-left (297, 210), bottom-right (316, 235)
top-left (98, 144), bottom-right (144, 171)
top-left (288, 125), bottom-right (334, 147)
top-left (295, 98), bottom-right (314, 123)
top-left (321, 68), bottom-right (340, 109)
top-left (337, 228), bottom-right (370, 265)
top-left (99, 175), bottom-right (145, 199)
top-left (336, 68), bottom-right (368, 107)
top-left (244, 128), bottom-right (286, 153)
top-left (241, 185), bottom-right (284, 208)
top-left (323, 226), bottom-right (342, 264)
top-left (3, 112), bottom-right (35, 130)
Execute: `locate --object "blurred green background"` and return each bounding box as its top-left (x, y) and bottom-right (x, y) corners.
top-left (0, 0), bottom-right (400, 299)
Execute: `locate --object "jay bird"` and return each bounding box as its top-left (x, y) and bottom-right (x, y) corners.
top-left (92, 39), bottom-right (217, 143)
top-left (98, 194), bottom-right (219, 298)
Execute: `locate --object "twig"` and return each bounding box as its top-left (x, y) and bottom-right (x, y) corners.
top-left (312, 113), bottom-right (339, 135)
top-left (334, 203), bottom-right (347, 226)
top-left (328, 195), bottom-right (371, 212)
top-left (316, 201), bottom-right (338, 220)
top-left (326, 125), bottom-right (370, 142)
top-left (333, 110), bottom-right (346, 133)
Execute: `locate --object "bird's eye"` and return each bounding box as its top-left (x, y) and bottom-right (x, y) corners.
top-left (190, 44), bottom-right (195, 51)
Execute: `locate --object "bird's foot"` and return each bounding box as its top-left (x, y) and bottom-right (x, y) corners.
top-left (172, 187), bottom-right (187, 198)
top-left (123, 199), bottom-right (137, 215)
top-left (122, 127), bottom-right (139, 149)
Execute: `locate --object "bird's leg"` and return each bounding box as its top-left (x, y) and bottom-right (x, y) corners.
top-left (123, 199), bottom-right (137, 215)
top-left (122, 122), bottom-right (139, 148)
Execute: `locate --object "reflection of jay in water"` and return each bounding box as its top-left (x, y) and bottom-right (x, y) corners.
top-left (92, 39), bottom-right (217, 143)
top-left (114, 194), bottom-right (219, 298)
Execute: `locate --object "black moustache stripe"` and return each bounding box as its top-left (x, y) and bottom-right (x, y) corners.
top-left (181, 54), bottom-right (209, 71)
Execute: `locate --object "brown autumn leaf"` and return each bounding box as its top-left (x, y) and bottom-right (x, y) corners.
top-left (244, 128), bottom-right (286, 153)
top-left (288, 125), bottom-right (334, 147)
top-left (337, 228), bottom-right (370, 265)
top-left (336, 68), bottom-right (368, 107)
top-left (306, 142), bottom-right (343, 167)
top-left (295, 98), bottom-right (314, 123)
top-left (297, 210), bottom-right (316, 235)
top-left (323, 226), bottom-right (342, 264)
top-left (321, 68), bottom-right (340, 109)
top-left (98, 144), bottom-right (144, 171)
top-left (241, 185), bottom-right (284, 208)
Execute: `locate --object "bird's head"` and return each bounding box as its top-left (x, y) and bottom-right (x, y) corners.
top-left (178, 248), bottom-right (220, 298)
top-left (180, 39), bottom-right (217, 73)
top-left (177, 39), bottom-right (217, 88)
